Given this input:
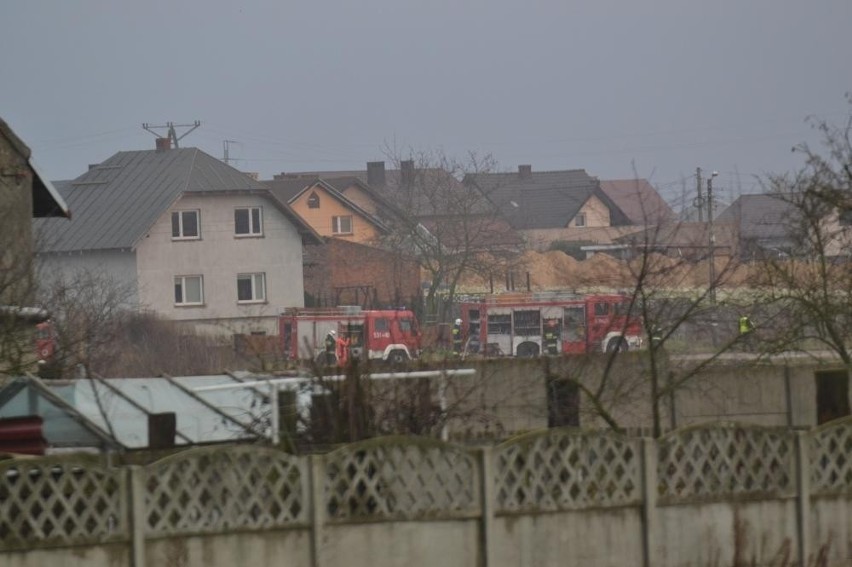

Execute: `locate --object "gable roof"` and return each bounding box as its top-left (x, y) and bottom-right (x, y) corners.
top-left (265, 178), bottom-right (390, 233)
top-left (599, 179), bottom-right (674, 225)
top-left (271, 165), bottom-right (468, 219)
top-left (36, 148), bottom-right (320, 253)
top-left (715, 193), bottom-right (797, 242)
top-left (0, 117), bottom-right (70, 219)
top-left (468, 168), bottom-right (631, 230)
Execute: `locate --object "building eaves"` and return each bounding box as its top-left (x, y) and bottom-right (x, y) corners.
top-left (0, 117), bottom-right (70, 218)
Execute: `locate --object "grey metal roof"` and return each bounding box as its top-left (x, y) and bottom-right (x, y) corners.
top-left (468, 169), bottom-right (631, 230)
top-left (34, 148), bottom-right (309, 253)
top-left (715, 193), bottom-right (797, 241)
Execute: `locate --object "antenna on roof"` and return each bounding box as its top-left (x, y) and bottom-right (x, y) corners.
top-left (141, 121), bottom-right (201, 149)
top-left (223, 139), bottom-right (239, 166)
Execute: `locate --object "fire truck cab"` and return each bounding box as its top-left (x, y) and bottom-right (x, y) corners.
top-left (279, 307), bottom-right (421, 364)
top-left (459, 293), bottom-right (642, 357)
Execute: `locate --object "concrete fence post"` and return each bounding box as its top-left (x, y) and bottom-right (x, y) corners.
top-left (795, 431), bottom-right (811, 567)
top-left (479, 446), bottom-right (496, 567)
top-left (309, 454), bottom-right (326, 567)
top-left (640, 438), bottom-right (659, 567)
top-left (127, 465), bottom-right (146, 567)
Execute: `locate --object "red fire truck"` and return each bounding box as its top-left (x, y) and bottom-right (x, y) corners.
top-left (458, 292), bottom-right (643, 357)
top-left (279, 307), bottom-right (421, 364)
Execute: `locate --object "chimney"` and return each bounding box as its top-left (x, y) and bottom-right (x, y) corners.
top-left (155, 137), bottom-right (172, 152)
top-left (366, 161), bottom-right (386, 187)
top-left (400, 160), bottom-right (414, 186)
top-left (147, 412), bottom-right (176, 449)
top-left (518, 164), bottom-right (532, 179)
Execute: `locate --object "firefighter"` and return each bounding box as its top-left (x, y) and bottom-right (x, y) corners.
top-left (324, 329), bottom-right (337, 363)
top-left (452, 318), bottom-right (463, 354)
top-left (738, 314), bottom-right (755, 350)
top-left (543, 319), bottom-right (560, 355)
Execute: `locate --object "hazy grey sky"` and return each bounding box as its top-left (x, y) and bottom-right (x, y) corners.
top-left (3, 0), bottom-right (851, 207)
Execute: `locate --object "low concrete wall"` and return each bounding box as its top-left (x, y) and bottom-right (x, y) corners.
top-left (3, 423), bottom-right (852, 567)
top-left (443, 355), bottom-right (846, 438)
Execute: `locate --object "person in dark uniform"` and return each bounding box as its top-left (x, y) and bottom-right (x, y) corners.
top-left (324, 329), bottom-right (337, 363)
top-left (543, 319), bottom-right (560, 355)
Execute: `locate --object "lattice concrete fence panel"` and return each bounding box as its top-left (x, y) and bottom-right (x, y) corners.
top-left (323, 436), bottom-right (479, 521)
top-left (0, 455), bottom-right (125, 551)
top-left (143, 445), bottom-right (308, 537)
top-left (494, 428), bottom-right (641, 513)
top-left (657, 422), bottom-right (795, 502)
top-left (810, 415), bottom-right (852, 496)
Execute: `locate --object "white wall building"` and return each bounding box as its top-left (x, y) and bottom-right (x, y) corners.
top-left (36, 146), bottom-right (321, 336)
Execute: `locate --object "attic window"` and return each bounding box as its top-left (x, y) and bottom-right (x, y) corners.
top-left (307, 192), bottom-right (320, 209)
top-left (574, 213), bottom-right (586, 227)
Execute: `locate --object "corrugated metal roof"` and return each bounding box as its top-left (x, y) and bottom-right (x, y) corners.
top-left (35, 148), bottom-right (272, 253)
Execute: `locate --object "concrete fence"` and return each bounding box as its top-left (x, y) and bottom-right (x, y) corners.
top-left (2, 419), bottom-right (852, 567)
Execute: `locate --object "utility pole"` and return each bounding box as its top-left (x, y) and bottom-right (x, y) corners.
top-left (141, 121), bottom-right (201, 148)
top-left (695, 167), bottom-right (704, 222)
top-left (707, 171), bottom-right (718, 304)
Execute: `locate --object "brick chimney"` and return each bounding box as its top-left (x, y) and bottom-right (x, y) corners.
top-left (400, 160), bottom-right (414, 186)
top-left (367, 161), bottom-right (385, 186)
top-left (518, 164), bottom-right (532, 179)
top-left (155, 137), bottom-right (171, 151)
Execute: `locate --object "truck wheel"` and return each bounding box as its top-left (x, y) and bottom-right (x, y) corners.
top-left (606, 338), bottom-right (627, 353)
top-left (388, 350), bottom-right (408, 364)
top-left (516, 342), bottom-right (540, 357)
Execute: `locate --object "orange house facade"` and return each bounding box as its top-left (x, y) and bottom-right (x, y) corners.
top-left (288, 181), bottom-right (385, 245)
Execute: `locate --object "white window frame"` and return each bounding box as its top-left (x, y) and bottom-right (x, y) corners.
top-left (574, 212), bottom-right (586, 227)
top-left (332, 215), bottom-right (353, 235)
top-left (237, 272), bottom-right (267, 303)
top-left (235, 206), bottom-right (263, 237)
top-left (174, 275), bottom-right (204, 306)
top-left (172, 210), bottom-right (201, 240)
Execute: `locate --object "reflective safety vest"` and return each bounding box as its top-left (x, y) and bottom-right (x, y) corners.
top-left (738, 317), bottom-right (753, 335)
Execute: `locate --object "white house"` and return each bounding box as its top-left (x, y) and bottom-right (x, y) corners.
top-left (35, 144), bottom-right (321, 336)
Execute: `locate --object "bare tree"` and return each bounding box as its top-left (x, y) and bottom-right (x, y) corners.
top-left (549, 178), bottom-right (756, 436)
top-left (377, 148), bottom-right (524, 324)
top-left (37, 269), bottom-right (135, 379)
top-left (748, 101), bottom-right (852, 419)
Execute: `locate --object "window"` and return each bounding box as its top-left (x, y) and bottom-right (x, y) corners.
top-left (171, 210), bottom-right (200, 239)
top-left (307, 192), bottom-right (320, 209)
top-left (235, 207), bottom-right (263, 236)
top-left (487, 314), bottom-right (511, 335)
top-left (174, 275), bottom-right (203, 305)
top-left (574, 212), bottom-right (586, 227)
top-left (594, 302), bottom-right (609, 317)
top-left (332, 215), bottom-right (353, 234)
top-left (374, 318), bottom-right (389, 332)
top-left (237, 273), bottom-right (266, 302)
